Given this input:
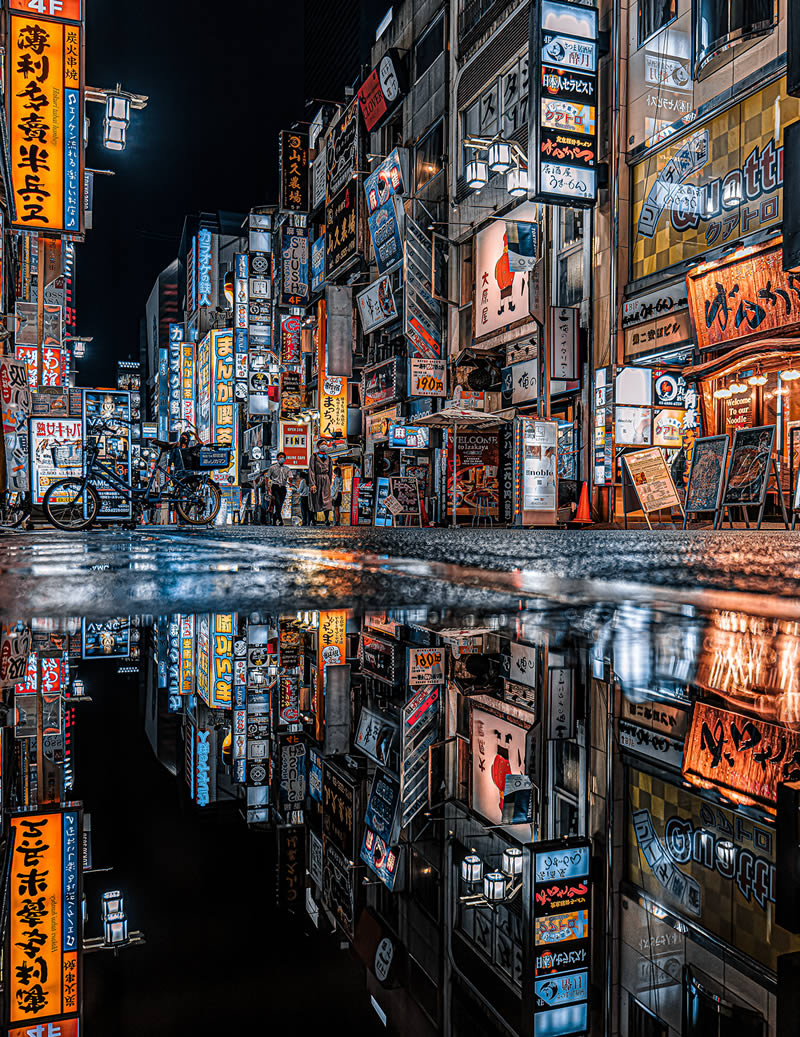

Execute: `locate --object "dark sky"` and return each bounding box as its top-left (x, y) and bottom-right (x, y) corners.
top-left (78, 658), bottom-right (377, 1035)
top-left (77, 0), bottom-right (306, 387)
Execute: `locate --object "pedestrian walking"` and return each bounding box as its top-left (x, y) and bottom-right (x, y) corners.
top-left (309, 443), bottom-right (333, 526)
top-left (297, 470), bottom-right (313, 526)
top-left (265, 451), bottom-right (291, 526)
top-left (331, 466), bottom-right (343, 525)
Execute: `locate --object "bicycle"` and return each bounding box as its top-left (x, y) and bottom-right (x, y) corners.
top-left (42, 418), bottom-right (224, 531)
top-left (0, 489), bottom-right (32, 529)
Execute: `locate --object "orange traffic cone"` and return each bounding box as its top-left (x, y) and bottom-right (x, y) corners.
top-left (571, 482), bottom-right (591, 525)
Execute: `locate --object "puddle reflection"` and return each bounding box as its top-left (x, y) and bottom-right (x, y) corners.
top-left (1, 597), bottom-right (797, 1035)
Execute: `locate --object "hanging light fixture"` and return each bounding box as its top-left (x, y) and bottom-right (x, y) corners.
top-left (713, 386), bottom-right (732, 399)
top-left (748, 367), bottom-right (767, 386)
top-left (483, 871), bottom-right (507, 902)
top-left (465, 160), bottom-right (489, 190)
top-left (728, 373), bottom-right (747, 394)
top-left (501, 847), bottom-right (523, 878)
top-left (488, 141), bottom-right (513, 174)
top-left (781, 369), bottom-right (800, 380)
top-left (461, 854), bottom-right (483, 885)
top-left (506, 166), bottom-right (528, 197)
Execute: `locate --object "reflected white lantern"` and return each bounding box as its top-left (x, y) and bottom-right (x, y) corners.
top-left (502, 847), bottom-right (523, 878)
top-left (461, 854), bottom-right (483, 884)
top-left (488, 141), bottom-right (513, 174)
top-left (483, 871), bottom-right (506, 902)
top-left (465, 160), bottom-right (489, 190)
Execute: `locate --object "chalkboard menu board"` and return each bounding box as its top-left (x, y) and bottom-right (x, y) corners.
top-left (685, 435), bottom-right (728, 514)
top-left (389, 476), bottom-right (420, 518)
top-left (722, 425), bottom-right (775, 506)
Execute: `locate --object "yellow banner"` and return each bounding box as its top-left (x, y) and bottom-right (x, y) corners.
top-left (8, 14), bottom-right (83, 234)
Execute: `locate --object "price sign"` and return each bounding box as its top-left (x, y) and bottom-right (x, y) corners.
top-left (383, 494), bottom-right (404, 516)
top-left (409, 357), bottom-right (446, 398)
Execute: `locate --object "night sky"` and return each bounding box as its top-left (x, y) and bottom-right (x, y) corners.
top-left (77, 0), bottom-right (305, 387)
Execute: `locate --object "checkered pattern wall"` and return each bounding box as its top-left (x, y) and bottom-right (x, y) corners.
top-left (631, 77), bottom-right (800, 282)
top-left (626, 766), bottom-right (800, 970)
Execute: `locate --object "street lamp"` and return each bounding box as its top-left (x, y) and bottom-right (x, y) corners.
top-left (463, 136), bottom-right (529, 196)
top-left (85, 83), bottom-right (148, 153)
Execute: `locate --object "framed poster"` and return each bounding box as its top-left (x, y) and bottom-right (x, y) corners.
top-left (684, 435), bottom-right (728, 517)
top-left (622, 447), bottom-right (682, 526)
top-left (722, 425), bottom-right (775, 506)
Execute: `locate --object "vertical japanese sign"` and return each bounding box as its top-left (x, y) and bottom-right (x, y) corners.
top-left (529, 0), bottom-right (598, 207)
top-left (532, 840), bottom-right (591, 1033)
top-left (196, 227), bottom-right (217, 309)
top-left (279, 130), bottom-right (309, 212)
top-left (550, 306), bottom-right (578, 380)
top-left (317, 306), bottom-right (347, 441)
top-left (280, 226), bottom-right (310, 306)
top-left (208, 613), bottom-right (234, 709)
top-left (7, 8), bottom-right (84, 234)
top-left (209, 330), bottom-right (238, 487)
top-left (181, 342), bottom-right (196, 430)
top-left (234, 252), bottom-right (249, 340)
top-left (1, 357), bottom-right (31, 491)
top-left (168, 323), bottom-right (182, 432)
top-left (315, 610), bottom-right (346, 740)
top-left (196, 614), bottom-right (210, 706)
top-left (179, 614), bottom-right (195, 696)
top-left (7, 808), bottom-right (81, 1028)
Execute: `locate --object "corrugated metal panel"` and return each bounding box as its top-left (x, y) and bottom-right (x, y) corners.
top-left (457, 2), bottom-right (528, 109)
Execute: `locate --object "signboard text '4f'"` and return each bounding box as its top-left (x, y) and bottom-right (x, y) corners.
top-left (8, 10), bottom-right (84, 233)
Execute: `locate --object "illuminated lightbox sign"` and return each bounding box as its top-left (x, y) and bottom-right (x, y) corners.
top-left (532, 839), bottom-right (591, 1036)
top-left (529, 0), bottom-right (599, 208)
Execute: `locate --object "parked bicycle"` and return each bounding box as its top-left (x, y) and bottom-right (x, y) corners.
top-left (0, 489), bottom-right (32, 529)
top-left (42, 418), bottom-right (225, 531)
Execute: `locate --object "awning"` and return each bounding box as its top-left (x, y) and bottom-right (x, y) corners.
top-left (681, 337), bottom-right (800, 380)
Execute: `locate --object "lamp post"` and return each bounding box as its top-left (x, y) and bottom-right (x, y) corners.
top-left (85, 83), bottom-right (149, 152)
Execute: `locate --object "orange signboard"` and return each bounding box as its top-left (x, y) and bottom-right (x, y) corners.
top-left (682, 701), bottom-right (800, 808)
top-left (8, 809), bottom-right (80, 1026)
top-left (7, 13), bottom-right (83, 234)
top-left (315, 610), bottom-right (347, 740)
top-left (10, 1020), bottom-right (80, 1037)
top-left (9, 0), bottom-right (83, 21)
top-left (687, 243), bottom-right (800, 352)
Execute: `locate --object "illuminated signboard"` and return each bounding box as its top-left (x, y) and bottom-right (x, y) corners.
top-left (7, 10), bottom-right (84, 234)
top-left (529, 0), bottom-right (599, 207)
top-left (181, 342), bottom-right (196, 429)
top-left (7, 809), bottom-right (80, 1027)
top-left (29, 416), bottom-right (82, 505)
top-left (179, 614), bottom-right (195, 695)
top-left (196, 228), bottom-right (216, 308)
top-left (532, 839), bottom-right (591, 1035)
top-left (82, 389), bottom-right (132, 519)
top-left (204, 613), bottom-right (234, 710)
top-left (81, 618), bottom-right (130, 659)
top-left (207, 330), bottom-right (238, 486)
top-left (318, 319), bottom-right (348, 442)
top-left (280, 226), bottom-right (309, 306)
top-left (279, 130), bottom-right (309, 212)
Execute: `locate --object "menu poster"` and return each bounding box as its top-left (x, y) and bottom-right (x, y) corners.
top-left (623, 448), bottom-right (682, 518)
top-left (388, 476), bottom-right (420, 518)
top-left (722, 425), bottom-right (775, 507)
top-left (448, 431), bottom-right (500, 519)
top-left (685, 435), bottom-right (729, 515)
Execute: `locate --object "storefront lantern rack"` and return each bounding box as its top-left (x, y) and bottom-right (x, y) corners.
top-left (459, 848), bottom-right (523, 907)
top-left (463, 136), bottom-right (528, 196)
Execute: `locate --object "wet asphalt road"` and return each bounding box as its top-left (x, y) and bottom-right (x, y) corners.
top-left (3, 525), bottom-right (800, 620)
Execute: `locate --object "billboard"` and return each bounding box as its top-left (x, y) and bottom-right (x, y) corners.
top-left (7, 10), bottom-right (84, 234)
top-left (202, 331), bottom-right (238, 487)
top-left (82, 389), bottom-right (132, 519)
top-left (29, 416), bottom-right (81, 506)
top-left (7, 809), bottom-right (81, 1027)
top-left (279, 130), bottom-right (309, 212)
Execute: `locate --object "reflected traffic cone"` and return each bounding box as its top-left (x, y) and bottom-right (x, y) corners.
top-left (571, 482), bottom-right (591, 525)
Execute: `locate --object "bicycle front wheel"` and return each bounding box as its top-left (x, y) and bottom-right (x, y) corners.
top-left (176, 477), bottom-right (221, 525)
top-left (43, 479), bottom-right (100, 531)
top-left (0, 492), bottom-right (31, 529)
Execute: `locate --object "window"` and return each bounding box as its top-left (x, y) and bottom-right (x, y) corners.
top-left (415, 119), bottom-right (445, 190)
top-left (555, 208), bottom-right (585, 308)
top-left (638, 0), bottom-right (676, 46)
top-left (694, 0), bottom-right (775, 80)
top-left (461, 53), bottom-right (528, 177)
top-left (411, 848), bottom-right (440, 921)
top-left (415, 13), bottom-right (445, 81)
top-left (629, 997), bottom-right (667, 1037)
